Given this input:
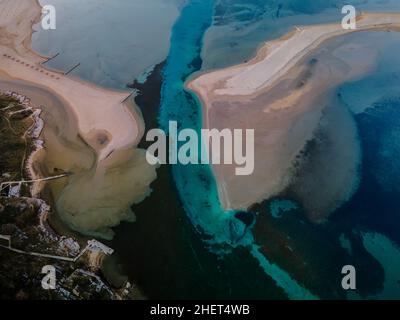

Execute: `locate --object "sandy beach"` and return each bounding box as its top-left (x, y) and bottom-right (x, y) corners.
top-left (0, 0), bottom-right (157, 238)
top-left (187, 12), bottom-right (400, 220)
top-left (0, 0), bottom-right (143, 158)
top-left (191, 13), bottom-right (400, 98)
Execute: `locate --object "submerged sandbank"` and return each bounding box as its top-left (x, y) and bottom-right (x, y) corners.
top-left (0, 0), bottom-right (157, 238)
top-left (33, 0), bottom-right (182, 88)
top-left (187, 13), bottom-right (400, 221)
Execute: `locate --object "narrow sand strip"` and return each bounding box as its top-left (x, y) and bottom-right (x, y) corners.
top-left (187, 12), bottom-right (400, 215)
top-left (190, 13), bottom-right (400, 99)
top-left (0, 0), bottom-right (143, 160)
top-left (0, 0), bottom-right (157, 238)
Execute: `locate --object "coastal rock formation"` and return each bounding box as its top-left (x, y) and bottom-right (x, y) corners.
top-left (0, 0), bottom-right (157, 237)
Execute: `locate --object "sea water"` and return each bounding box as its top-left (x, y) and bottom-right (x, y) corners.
top-left (31, 0), bottom-right (400, 299)
top-left (160, 0), bottom-right (400, 299)
top-left (159, 0), bottom-right (317, 298)
top-left (159, 0), bottom-right (252, 247)
top-left (202, 0), bottom-right (400, 70)
top-left (33, 0), bottom-right (182, 89)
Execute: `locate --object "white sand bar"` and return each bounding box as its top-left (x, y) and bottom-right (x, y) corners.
top-left (192, 13), bottom-right (400, 98)
top-left (0, 0), bottom-right (143, 160)
top-left (188, 12), bottom-right (400, 213)
top-left (0, 0), bottom-right (157, 238)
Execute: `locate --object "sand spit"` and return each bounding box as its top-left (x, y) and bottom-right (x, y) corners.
top-left (0, 0), bottom-right (157, 238)
top-left (191, 13), bottom-right (400, 98)
top-left (187, 13), bottom-right (400, 218)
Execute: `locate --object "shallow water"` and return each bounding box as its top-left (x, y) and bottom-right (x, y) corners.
top-left (156, 8), bottom-right (400, 297)
top-left (159, 0), bottom-right (246, 247)
top-left (33, 0), bottom-right (182, 89)
top-left (202, 0), bottom-right (400, 70)
top-left (30, 0), bottom-right (400, 299)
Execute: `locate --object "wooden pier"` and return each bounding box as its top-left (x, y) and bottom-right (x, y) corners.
top-left (122, 91), bottom-right (136, 103)
top-left (43, 52), bottom-right (60, 64)
top-left (64, 62), bottom-right (81, 75)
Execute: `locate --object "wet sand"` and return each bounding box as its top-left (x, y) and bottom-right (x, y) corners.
top-left (111, 60), bottom-right (288, 300)
top-left (187, 13), bottom-right (400, 219)
top-left (0, 0), bottom-right (157, 238)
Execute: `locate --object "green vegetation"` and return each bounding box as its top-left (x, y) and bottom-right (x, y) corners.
top-left (0, 197), bottom-right (42, 251)
top-left (0, 95), bottom-right (33, 186)
top-left (0, 197), bottom-right (120, 300)
top-left (0, 197), bottom-right (67, 299)
top-left (0, 95), bottom-right (135, 300)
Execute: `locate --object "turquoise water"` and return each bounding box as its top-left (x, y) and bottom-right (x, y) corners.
top-left (159, 0), bottom-right (400, 299)
top-left (159, 0), bottom-right (249, 247)
top-left (269, 200), bottom-right (298, 219)
top-left (251, 245), bottom-right (317, 300)
top-left (30, 0), bottom-right (400, 299)
top-left (159, 0), bottom-right (318, 298)
top-left (203, 0), bottom-right (400, 70)
top-left (164, 1), bottom-right (400, 247)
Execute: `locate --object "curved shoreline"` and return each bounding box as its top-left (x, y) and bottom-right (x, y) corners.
top-left (0, 0), bottom-right (157, 238)
top-left (188, 12), bottom-right (400, 97)
top-left (187, 12), bottom-right (400, 213)
top-left (0, 0), bottom-right (144, 159)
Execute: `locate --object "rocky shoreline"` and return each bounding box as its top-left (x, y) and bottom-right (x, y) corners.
top-left (0, 92), bottom-right (139, 299)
